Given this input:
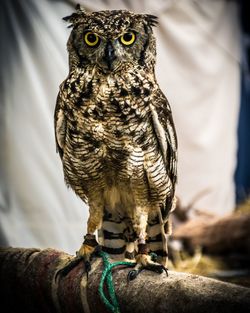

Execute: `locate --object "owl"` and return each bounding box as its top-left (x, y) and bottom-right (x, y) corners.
top-left (55, 5), bottom-right (177, 280)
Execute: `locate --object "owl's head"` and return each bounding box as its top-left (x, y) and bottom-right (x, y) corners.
top-left (64, 5), bottom-right (158, 73)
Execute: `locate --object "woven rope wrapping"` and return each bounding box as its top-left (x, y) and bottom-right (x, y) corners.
top-left (98, 251), bottom-right (135, 313)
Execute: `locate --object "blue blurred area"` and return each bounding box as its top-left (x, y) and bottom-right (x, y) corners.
top-left (235, 0), bottom-right (250, 203)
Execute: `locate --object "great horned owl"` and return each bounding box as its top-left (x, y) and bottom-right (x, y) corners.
top-left (55, 5), bottom-right (177, 279)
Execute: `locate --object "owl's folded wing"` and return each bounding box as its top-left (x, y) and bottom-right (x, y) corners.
top-left (150, 91), bottom-right (178, 211)
top-left (54, 90), bottom-right (67, 159)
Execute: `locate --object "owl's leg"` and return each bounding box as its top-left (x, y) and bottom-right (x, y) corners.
top-left (159, 219), bottom-right (171, 267)
top-left (76, 230), bottom-right (99, 272)
top-left (147, 221), bottom-right (168, 267)
top-left (123, 220), bottom-right (136, 261)
top-left (55, 204), bottom-right (103, 279)
top-left (127, 211), bottom-right (167, 281)
top-left (124, 242), bottom-right (136, 261)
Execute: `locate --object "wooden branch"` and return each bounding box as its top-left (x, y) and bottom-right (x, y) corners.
top-left (0, 247), bottom-right (250, 313)
top-left (173, 212), bottom-right (250, 255)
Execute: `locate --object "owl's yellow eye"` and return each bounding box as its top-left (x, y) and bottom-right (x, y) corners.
top-left (84, 32), bottom-right (100, 47)
top-left (120, 32), bottom-right (136, 46)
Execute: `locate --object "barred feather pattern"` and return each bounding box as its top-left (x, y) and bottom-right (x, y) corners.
top-left (55, 8), bottom-right (177, 265)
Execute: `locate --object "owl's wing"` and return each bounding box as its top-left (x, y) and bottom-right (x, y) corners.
top-left (150, 90), bottom-right (178, 210)
top-left (54, 86), bottom-right (67, 159)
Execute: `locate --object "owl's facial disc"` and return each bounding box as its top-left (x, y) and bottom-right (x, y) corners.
top-left (67, 9), bottom-right (157, 72)
top-left (79, 28), bottom-right (139, 72)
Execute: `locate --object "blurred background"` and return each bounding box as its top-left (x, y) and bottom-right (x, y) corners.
top-left (0, 0), bottom-right (249, 284)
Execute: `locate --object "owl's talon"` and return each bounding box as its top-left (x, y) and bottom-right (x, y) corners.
top-left (127, 268), bottom-right (143, 281)
top-left (55, 255), bottom-right (83, 280)
top-left (55, 252), bottom-right (95, 281)
top-left (84, 260), bottom-right (91, 273)
top-left (127, 263), bottom-right (168, 281)
top-left (92, 244), bottom-right (103, 257)
top-left (55, 234), bottom-right (100, 281)
top-left (126, 252), bottom-right (168, 281)
top-left (163, 266), bottom-right (168, 276)
top-left (150, 252), bottom-right (158, 262)
top-left (144, 264), bottom-right (168, 276)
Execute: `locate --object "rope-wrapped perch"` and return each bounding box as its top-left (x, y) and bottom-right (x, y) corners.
top-left (0, 247), bottom-right (249, 313)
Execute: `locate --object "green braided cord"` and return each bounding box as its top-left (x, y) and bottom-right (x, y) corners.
top-left (98, 251), bottom-right (135, 313)
top-left (150, 252), bottom-right (158, 262)
top-left (99, 252), bottom-right (118, 312)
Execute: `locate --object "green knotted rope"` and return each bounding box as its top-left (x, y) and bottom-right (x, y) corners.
top-left (98, 251), bottom-right (136, 313)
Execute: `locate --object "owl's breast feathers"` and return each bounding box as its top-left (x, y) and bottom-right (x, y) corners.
top-left (54, 67), bottom-right (177, 215)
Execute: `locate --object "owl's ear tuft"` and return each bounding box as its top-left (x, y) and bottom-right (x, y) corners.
top-left (62, 4), bottom-right (87, 28)
top-left (145, 14), bottom-right (158, 27)
top-left (75, 3), bottom-right (81, 11)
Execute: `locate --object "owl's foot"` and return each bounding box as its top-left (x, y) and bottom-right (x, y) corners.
top-left (127, 255), bottom-right (168, 281)
top-left (127, 244), bottom-right (168, 281)
top-left (55, 234), bottom-right (99, 280)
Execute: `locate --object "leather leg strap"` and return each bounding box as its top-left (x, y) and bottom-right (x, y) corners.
top-left (138, 243), bottom-right (149, 255)
top-left (83, 234), bottom-right (98, 247)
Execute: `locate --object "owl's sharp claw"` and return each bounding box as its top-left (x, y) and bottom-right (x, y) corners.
top-left (127, 268), bottom-right (143, 281)
top-left (55, 255), bottom-right (93, 281)
top-left (163, 266), bottom-right (169, 276)
top-left (92, 244), bottom-right (103, 257)
top-left (127, 252), bottom-right (168, 281)
top-left (84, 260), bottom-right (91, 273)
top-left (55, 242), bottom-right (101, 281)
top-left (55, 256), bottom-right (83, 280)
top-left (127, 264), bottom-right (168, 281)
top-left (144, 264), bottom-right (168, 276)
top-left (127, 269), bottom-right (137, 281)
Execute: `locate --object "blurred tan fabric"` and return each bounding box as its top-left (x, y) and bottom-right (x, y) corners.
top-left (0, 0), bottom-right (240, 251)
top-left (0, 0), bottom-right (86, 253)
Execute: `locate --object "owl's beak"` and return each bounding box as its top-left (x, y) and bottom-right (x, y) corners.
top-left (104, 41), bottom-right (116, 70)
